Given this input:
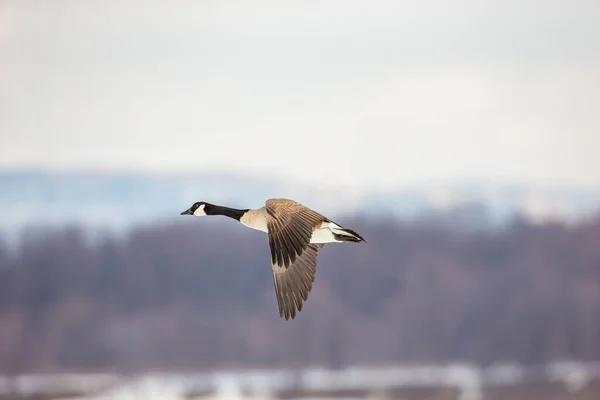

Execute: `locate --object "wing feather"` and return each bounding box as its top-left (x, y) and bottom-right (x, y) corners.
top-left (265, 198), bottom-right (328, 268)
top-left (271, 243), bottom-right (324, 320)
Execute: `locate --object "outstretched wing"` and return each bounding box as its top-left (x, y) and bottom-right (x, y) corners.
top-left (265, 198), bottom-right (327, 268)
top-left (271, 243), bottom-right (324, 320)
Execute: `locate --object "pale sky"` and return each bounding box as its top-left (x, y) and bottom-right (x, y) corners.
top-left (1, 0), bottom-right (599, 191)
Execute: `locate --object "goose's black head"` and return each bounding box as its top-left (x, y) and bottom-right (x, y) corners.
top-left (181, 201), bottom-right (210, 217)
top-left (180, 201), bottom-right (249, 220)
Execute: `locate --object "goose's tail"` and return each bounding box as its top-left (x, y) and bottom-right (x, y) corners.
top-left (332, 227), bottom-right (366, 243)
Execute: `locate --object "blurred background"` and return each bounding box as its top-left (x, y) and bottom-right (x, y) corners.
top-left (1, 0), bottom-right (600, 399)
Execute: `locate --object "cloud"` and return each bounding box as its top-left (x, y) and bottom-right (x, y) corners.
top-left (1, 0), bottom-right (599, 190)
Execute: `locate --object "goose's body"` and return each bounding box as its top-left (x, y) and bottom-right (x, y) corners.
top-left (181, 198), bottom-right (365, 320)
top-left (239, 207), bottom-right (356, 243)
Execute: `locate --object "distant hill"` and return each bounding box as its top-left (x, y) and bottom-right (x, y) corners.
top-left (1, 170), bottom-right (599, 236)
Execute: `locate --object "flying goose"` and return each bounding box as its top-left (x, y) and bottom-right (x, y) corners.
top-left (180, 198), bottom-right (365, 320)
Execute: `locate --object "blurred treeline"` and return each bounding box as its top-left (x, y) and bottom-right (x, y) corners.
top-left (0, 214), bottom-right (599, 373)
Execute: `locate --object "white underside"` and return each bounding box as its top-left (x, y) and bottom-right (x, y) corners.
top-left (302, 221), bottom-right (357, 244)
top-left (309, 229), bottom-right (339, 243)
top-left (311, 222), bottom-right (360, 243)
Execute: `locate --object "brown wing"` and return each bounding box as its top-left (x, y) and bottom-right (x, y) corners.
top-left (272, 243), bottom-right (324, 320)
top-left (265, 198), bottom-right (328, 268)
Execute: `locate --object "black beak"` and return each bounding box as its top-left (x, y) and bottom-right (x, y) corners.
top-left (181, 208), bottom-right (193, 215)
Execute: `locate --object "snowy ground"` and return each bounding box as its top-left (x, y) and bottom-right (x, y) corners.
top-left (1, 361), bottom-right (600, 399)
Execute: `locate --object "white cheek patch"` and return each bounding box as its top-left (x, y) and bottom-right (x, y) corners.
top-left (193, 204), bottom-right (207, 216)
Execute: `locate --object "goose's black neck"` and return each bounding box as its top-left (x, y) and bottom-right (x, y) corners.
top-left (205, 204), bottom-right (249, 221)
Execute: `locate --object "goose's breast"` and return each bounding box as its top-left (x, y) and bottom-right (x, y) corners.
top-left (240, 209), bottom-right (269, 233)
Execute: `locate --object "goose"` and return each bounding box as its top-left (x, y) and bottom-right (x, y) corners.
top-left (180, 198), bottom-right (365, 320)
